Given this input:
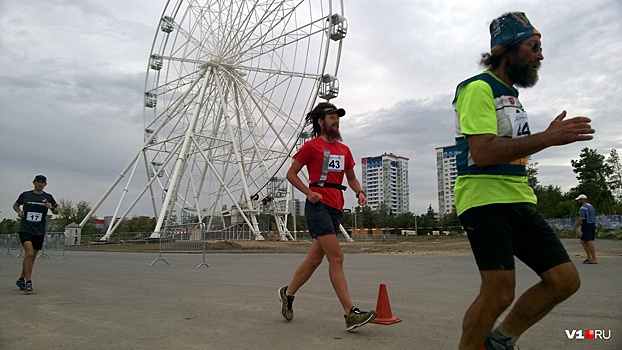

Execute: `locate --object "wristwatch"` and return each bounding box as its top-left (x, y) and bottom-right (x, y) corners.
top-left (356, 190), bottom-right (365, 199)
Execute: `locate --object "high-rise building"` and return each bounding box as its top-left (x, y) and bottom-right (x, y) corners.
top-left (436, 145), bottom-right (457, 214)
top-left (291, 198), bottom-right (305, 216)
top-left (361, 153), bottom-right (409, 214)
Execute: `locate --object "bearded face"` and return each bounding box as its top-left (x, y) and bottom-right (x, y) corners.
top-left (319, 114), bottom-right (342, 141)
top-left (505, 40), bottom-right (542, 88)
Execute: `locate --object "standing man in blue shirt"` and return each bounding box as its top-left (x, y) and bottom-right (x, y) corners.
top-left (13, 175), bottom-right (60, 293)
top-left (572, 194), bottom-right (597, 264)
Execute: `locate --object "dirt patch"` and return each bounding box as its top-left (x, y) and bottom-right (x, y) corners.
top-left (354, 240), bottom-right (473, 255)
top-left (208, 240), bottom-right (243, 250)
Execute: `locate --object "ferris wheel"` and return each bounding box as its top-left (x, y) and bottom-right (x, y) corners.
top-left (81, 0), bottom-right (348, 241)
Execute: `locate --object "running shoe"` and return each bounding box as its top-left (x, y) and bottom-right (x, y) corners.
top-left (16, 279), bottom-right (26, 291)
top-left (278, 286), bottom-right (294, 321)
top-left (481, 335), bottom-right (519, 349)
top-left (344, 306), bottom-right (377, 331)
top-left (24, 281), bottom-right (33, 293)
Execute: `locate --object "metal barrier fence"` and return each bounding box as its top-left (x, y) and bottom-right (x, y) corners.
top-left (151, 223), bottom-right (209, 267)
top-left (1, 233), bottom-right (68, 259)
top-left (203, 225), bottom-right (257, 241)
top-left (1, 233), bottom-right (20, 257)
top-left (149, 223), bottom-right (287, 266)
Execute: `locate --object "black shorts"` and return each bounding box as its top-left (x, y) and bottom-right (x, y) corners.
top-left (304, 200), bottom-right (342, 238)
top-left (459, 203), bottom-right (571, 275)
top-left (18, 232), bottom-right (45, 250)
top-left (581, 223), bottom-right (596, 241)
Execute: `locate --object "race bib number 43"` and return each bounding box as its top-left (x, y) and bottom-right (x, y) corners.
top-left (328, 155), bottom-right (345, 172)
top-left (26, 212), bottom-right (43, 222)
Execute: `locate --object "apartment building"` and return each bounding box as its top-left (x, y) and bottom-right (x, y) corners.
top-left (435, 145), bottom-right (457, 214)
top-left (361, 153), bottom-right (409, 214)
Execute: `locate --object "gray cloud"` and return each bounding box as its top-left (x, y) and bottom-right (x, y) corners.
top-left (1, 1), bottom-right (621, 220)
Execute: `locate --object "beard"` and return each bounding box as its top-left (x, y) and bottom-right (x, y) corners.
top-left (322, 123), bottom-right (342, 141)
top-left (506, 56), bottom-right (540, 88)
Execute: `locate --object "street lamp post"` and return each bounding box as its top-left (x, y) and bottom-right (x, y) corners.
top-left (353, 207), bottom-right (357, 234)
top-left (291, 199), bottom-right (297, 240)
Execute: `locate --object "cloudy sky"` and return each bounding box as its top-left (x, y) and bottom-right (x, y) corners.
top-left (1, 0), bottom-right (621, 221)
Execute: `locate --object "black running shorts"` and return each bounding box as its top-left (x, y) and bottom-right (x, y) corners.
top-left (19, 231), bottom-right (45, 251)
top-left (304, 200), bottom-right (343, 238)
top-left (459, 203), bottom-right (571, 275)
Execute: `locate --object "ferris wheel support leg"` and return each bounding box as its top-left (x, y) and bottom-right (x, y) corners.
top-left (339, 224), bottom-right (354, 242)
top-left (214, 69), bottom-right (265, 241)
top-left (250, 215), bottom-right (264, 241)
top-left (100, 156), bottom-right (142, 241)
top-left (193, 142), bottom-right (264, 241)
top-left (79, 149), bottom-right (143, 229)
top-left (274, 215), bottom-right (292, 241)
top-left (152, 68), bottom-right (212, 238)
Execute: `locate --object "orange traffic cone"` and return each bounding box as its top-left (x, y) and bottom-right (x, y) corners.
top-left (371, 283), bottom-right (401, 324)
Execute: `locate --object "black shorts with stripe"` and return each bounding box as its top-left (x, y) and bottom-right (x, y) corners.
top-left (459, 203), bottom-right (571, 275)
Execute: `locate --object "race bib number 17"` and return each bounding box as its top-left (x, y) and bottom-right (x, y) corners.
top-left (26, 212), bottom-right (43, 222)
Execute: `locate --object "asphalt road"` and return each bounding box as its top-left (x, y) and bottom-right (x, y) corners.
top-left (1, 240), bottom-right (620, 349)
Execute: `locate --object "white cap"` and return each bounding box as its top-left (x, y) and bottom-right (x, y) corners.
top-left (575, 194), bottom-right (587, 200)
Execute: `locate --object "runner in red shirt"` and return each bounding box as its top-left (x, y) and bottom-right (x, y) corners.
top-left (278, 102), bottom-right (376, 331)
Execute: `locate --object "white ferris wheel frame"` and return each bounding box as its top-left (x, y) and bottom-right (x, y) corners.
top-left (81, 0), bottom-right (351, 242)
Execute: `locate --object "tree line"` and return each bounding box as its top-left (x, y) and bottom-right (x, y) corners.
top-left (529, 147), bottom-right (622, 218)
top-left (1, 147), bottom-right (620, 236)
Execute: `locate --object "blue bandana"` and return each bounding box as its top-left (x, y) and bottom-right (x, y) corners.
top-left (490, 12), bottom-right (540, 53)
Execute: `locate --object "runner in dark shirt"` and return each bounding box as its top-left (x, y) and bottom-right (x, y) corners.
top-left (13, 175), bottom-right (60, 293)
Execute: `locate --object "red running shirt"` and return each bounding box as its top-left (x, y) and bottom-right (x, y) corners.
top-left (293, 137), bottom-right (355, 210)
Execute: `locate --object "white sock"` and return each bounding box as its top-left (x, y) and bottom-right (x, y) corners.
top-left (491, 324), bottom-right (519, 346)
